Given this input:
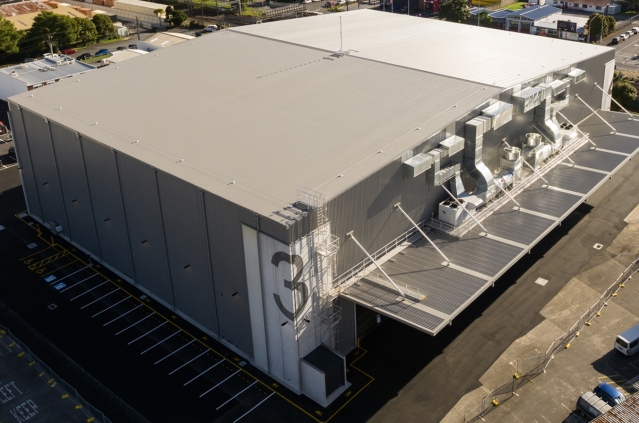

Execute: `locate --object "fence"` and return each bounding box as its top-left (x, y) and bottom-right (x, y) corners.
top-left (0, 325), bottom-right (111, 423)
top-left (461, 257), bottom-right (639, 423)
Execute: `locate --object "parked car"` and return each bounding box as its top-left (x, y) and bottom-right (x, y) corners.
top-left (61, 48), bottom-right (77, 55)
top-left (22, 57), bottom-right (36, 63)
top-left (576, 391), bottom-right (612, 420)
top-left (325, 1), bottom-right (335, 6)
top-left (203, 24), bottom-right (218, 32)
top-left (612, 37), bottom-right (620, 45)
top-left (633, 27), bottom-right (639, 34)
top-left (77, 52), bottom-right (93, 61)
top-left (593, 383), bottom-right (626, 407)
top-left (625, 30), bottom-right (633, 37)
top-left (116, 46), bottom-right (127, 51)
top-left (128, 44), bottom-right (138, 49)
top-left (619, 34), bottom-right (627, 41)
top-left (95, 48), bottom-right (110, 57)
top-left (8, 146), bottom-right (16, 161)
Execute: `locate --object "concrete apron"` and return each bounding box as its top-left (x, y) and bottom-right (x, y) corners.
top-left (442, 203), bottom-right (639, 423)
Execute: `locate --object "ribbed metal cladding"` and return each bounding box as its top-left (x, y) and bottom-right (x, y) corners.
top-left (570, 149), bottom-right (626, 173)
top-left (587, 134), bottom-right (639, 154)
top-left (428, 231), bottom-right (523, 277)
top-left (7, 106), bottom-right (42, 218)
top-left (543, 166), bottom-right (606, 194)
top-left (383, 239), bottom-right (487, 315)
top-left (592, 391), bottom-right (639, 423)
top-left (48, 121), bottom-right (100, 257)
top-left (344, 283), bottom-right (444, 332)
top-left (516, 185), bottom-right (581, 218)
top-left (477, 207), bottom-right (555, 246)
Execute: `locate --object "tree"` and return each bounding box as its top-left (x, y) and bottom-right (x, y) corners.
top-left (439, 0), bottom-right (469, 23)
top-left (92, 14), bottom-right (115, 40)
top-left (165, 6), bottom-right (188, 27)
top-left (28, 11), bottom-right (79, 52)
top-left (75, 18), bottom-right (98, 46)
top-left (479, 10), bottom-right (492, 27)
top-left (0, 17), bottom-right (22, 54)
top-left (612, 78), bottom-right (637, 108)
top-left (154, 8), bottom-right (165, 28)
top-left (586, 13), bottom-right (615, 42)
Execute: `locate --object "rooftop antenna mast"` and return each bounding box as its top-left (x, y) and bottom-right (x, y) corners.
top-left (340, 16), bottom-right (343, 53)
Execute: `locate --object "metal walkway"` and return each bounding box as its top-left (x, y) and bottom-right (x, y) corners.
top-left (341, 111), bottom-right (639, 335)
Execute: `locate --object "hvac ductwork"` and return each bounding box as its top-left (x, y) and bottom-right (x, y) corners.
top-left (464, 117), bottom-right (495, 203)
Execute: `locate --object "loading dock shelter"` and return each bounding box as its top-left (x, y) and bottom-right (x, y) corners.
top-left (8, 10), bottom-right (635, 406)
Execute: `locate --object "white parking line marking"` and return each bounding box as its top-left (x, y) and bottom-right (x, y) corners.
top-left (50, 265), bottom-right (92, 284)
top-left (115, 313), bottom-right (155, 336)
top-left (70, 281), bottom-right (108, 301)
top-left (59, 274), bottom-right (98, 293)
top-left (155, 339), bottom-right (196, 365)
top-left (91, 296), bottom-right (131, 317)
top-left (233, 392), bottom-right (275, 422)
top-left (140, 330), bottom-right (182, 355)
top-left (200, 370), bottom-right (241, 398)
top-left (169, 351), bottom-right (208, 375)
top-left (183, 360), bottom-right (224, 386)
top-left (128, 321), bottom-right (168, 345)
top-left (103, 304), bottom-right (144, 326)
top-left (216, 381), bottom-right (257, 410)
top-left (80, 288), bottom-right (120, 309)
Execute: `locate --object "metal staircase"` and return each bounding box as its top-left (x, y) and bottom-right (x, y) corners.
top-left (297, 187), bottom-right (341, 351)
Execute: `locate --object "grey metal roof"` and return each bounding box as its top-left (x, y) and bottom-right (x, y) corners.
top-left (1, 56), bottom-right (96, 86)
top-left (233, 9), bottom-right (611, 88)
top-left (341, 112), bottom-right (639, 335)
top-left (9, 29), bottom-right (499, 223)
top-left (506, 5), bottom-right (561, 20)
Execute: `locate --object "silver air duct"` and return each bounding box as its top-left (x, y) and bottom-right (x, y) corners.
top-left (464, 117), bottom-right (495, 203)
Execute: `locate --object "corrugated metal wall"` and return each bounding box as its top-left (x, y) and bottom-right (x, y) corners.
top-left (157, 171), bottom-right (218, 335)
top-left (48, 121), bottom-right (100, 256)
top-left (81, 136), bottom-right (135, 279)
top-left (21, 110), bottom-right (69, 232)
top-left (7, 107), bottom-right (41, 217)
top-left (204, 192), bottom-right (253, 354)
top-left (116, 153), bottom-right (173, 305)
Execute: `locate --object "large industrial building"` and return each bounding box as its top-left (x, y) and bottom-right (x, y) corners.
top-left (7, 10), bottom-right (639, 406)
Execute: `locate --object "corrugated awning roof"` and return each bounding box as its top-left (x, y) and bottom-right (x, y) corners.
top-left (341, 112), bottom-right (639, 335)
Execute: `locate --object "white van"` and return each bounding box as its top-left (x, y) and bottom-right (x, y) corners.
top-left (614, 324), bottom-right (639, 356)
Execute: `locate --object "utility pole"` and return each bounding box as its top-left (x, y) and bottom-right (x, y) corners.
top-left (136, 16), bottom-right (140, 41)
top-left (238, 0), bottom-right (242, 16)
top-left (201, 0), bottom-right (204, 27)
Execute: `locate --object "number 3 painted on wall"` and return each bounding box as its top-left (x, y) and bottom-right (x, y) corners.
top-left (271, 252), bottom-right (308, 321)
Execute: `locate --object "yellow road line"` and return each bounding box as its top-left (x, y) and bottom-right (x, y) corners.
top-left (20, 245), bottom-right (55, 261)
top-left (14, 212), bottom-right (374, 421)
top-left (39, 259), bottom-right (78, 278)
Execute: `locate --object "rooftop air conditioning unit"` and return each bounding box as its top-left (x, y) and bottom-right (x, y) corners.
top-left (10, 71), bottom-right (18, 78)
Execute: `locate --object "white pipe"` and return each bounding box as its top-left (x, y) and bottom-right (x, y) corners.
top-left (395, 203), bottom-right (451, 265)
top-left (593, 82), bottom-right (633, 118)
top-left (556, 111), bottom-right (597, 148)
top-left (441, 185), bottom-right (489, 235)
top-left (575, 94), bottom-right (617, 133)
top-left (347, 232), bottom-right (405, 299)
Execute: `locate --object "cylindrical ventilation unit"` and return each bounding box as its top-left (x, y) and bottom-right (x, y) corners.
top-left (526, 133), bottom-right (542, 147)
